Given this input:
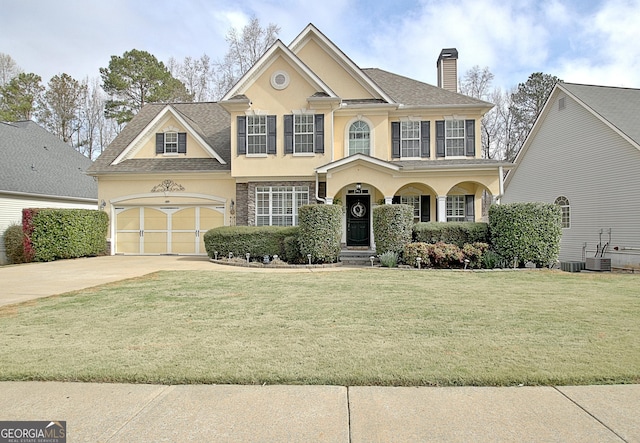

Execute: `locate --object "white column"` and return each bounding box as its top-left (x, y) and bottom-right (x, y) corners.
top-left (437, 195), bottom-right (447, 222)
top-left (325, 197), bottom-right (333, 205)
top-left (384, 196), bottom-right (393, 205)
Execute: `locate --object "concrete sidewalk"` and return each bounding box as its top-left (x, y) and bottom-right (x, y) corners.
top-left (1, 382), bottom-right (639, 442)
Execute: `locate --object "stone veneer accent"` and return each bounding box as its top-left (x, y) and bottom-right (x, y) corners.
top-left (235, 183), bottom-right (249, 226)
top-left (240, 181), bottom-right (317, 226)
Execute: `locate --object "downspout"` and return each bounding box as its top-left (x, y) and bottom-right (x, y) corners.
top-left (496, 165), bottom-right (504, 204)
top-left (316, 171), bottom-right (326, 203)
top-left (316, 102), bottom-right (339, 204)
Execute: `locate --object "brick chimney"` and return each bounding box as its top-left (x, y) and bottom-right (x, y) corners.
top-left (437, 48), bottom-right (458, 93)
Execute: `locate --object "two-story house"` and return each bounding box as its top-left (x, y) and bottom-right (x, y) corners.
top-left (88, 24), bottom-right (509, 256)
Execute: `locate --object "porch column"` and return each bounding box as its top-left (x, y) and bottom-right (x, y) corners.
top-left (325, 197), bottom-right (333, 204)
top-left (384, 196), bottom-right (393, 205)
top-left (437, 195), bottom-right (447, 222)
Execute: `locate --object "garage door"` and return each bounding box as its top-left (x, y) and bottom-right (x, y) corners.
top-left (115, 206), bottom-right (223, 254)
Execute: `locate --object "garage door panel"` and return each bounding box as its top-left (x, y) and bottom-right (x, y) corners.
top-left (172, 232), bottom-right (196, 254)
top-left (144, 232), bottom-right (167, 254)
top-left (144, 208), bottom-right (168, 230)
top-left (199, 208), bottom-right (224, 252)
top-left (116, 232), bottom-right (141, 254)
top-left (173, 208), bottom-right (195, 230)
top-left (116, 208), bottom-right (140, 230)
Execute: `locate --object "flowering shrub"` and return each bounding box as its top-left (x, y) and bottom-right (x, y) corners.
top-left (404, 241), bottom-right (489, 269)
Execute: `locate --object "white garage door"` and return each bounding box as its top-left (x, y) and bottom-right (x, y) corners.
top-left (115, 206), bottom-right (223, 254)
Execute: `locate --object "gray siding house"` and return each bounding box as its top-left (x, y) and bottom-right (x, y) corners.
top-left (503, 82), bottom-right (640, 269)
top-left (0, 121), bottom-right (98, 264)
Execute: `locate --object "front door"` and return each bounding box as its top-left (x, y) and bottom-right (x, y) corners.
top-left (346, 195), bottom-right (370, 247)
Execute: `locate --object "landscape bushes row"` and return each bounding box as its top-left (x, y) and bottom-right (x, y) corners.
top-left (3, 208), bottom-right (108, 263)
top-left (374, 202), bottom-right (562, 269)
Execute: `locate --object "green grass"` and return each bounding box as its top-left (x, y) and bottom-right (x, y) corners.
top-left (1, 269), bottom-right (639, 386)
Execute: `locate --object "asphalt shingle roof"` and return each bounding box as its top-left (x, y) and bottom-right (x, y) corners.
top-left (561, 82), bottom-right (640, 147)
top-left (0, 121), bottom-right (97, 200)
top-left (88, 102), bottom-right (231, 174)
top-left (363, 68), bottom-right (493, 108)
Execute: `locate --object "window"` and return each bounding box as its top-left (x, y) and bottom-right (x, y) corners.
top-left (401, 195), bottom-right (420, 222)
top-left (555, 196), bottom-right (570, 228)
top-left (294, 114), bottom-right (314, 153)
top-left (446, 195), bottom-right (465, 222)
top-left (164, 132), bottom-right (178, 153)
top-left (247, 115), bottom-right (267, 154)
top-left (256, 186), bottom-right (309, 226)
top-left (156, 132), bottom-right (186, 154)
top-left (349, 120), bottom-right (370, 155)
top-left (401, 121), bottom-right (421, 157)
top-left (445, 120), bottom-right (465, 156)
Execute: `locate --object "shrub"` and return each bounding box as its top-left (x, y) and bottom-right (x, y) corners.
top-left (297, 204), bottom-right (342, 263)
top-left (373, 204), bottom-right (413, 256)
top-left (379, 251), bottom-right (398, 268)
top-left (481, 250), bottom-right (505, 269)
top-left (3, 223), bottom-right (28, 264)
top-left (489, 202), bottom-right (562, 267)
top-left (283, 235), bottom-right (304, 264)
top-left (404, 241), bottom-right (489, 269)
top-left (203, 226), bottom-right (298, 261)
top-left (413, 222), bottom-right (489, 247)
top-left (24, 208), bottom-right (108, 262)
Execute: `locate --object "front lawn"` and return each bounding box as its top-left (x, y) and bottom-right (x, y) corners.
top-left (1, 269), bottom-right (638, 386)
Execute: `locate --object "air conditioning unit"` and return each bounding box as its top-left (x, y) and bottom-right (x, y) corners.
top-left (585, 257), bottom-right (611, 271)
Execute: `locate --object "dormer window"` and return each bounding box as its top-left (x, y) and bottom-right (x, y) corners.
top-left (155, 132), bottom-right (186, 155)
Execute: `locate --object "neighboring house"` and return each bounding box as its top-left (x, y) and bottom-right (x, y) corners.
top-left (88, 24), bottom-right (509, 256)
top-left (0, 121), bottom-right (98, 264)
top-left (503, 82), bottom-right (640, 269)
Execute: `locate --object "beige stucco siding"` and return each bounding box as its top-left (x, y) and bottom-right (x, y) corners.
top-left (295, 39), bottom-right (373, 99)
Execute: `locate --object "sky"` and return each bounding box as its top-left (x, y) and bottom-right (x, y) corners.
top-left (2, 0), bottom-right (640, 94)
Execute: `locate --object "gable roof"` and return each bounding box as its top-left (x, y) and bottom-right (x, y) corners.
top-left (221, 39), bottom-right (337, 102)
top-left (560, 82), bottom-right (640, 149)
top-left (505, 82), bottom-right (640, 188)
top-left (289, 24), bottom-right (394, 103)
top-left (88, 102), bottom-right (231, 175)
top-left (0, 121), bottom-right (97, 201)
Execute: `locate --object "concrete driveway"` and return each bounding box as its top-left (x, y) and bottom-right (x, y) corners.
top-left (0, 255), bottom-right (345, 307)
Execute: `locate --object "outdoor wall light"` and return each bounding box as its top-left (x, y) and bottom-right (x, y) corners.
top-left (100, 200), bottom-right (106, 210)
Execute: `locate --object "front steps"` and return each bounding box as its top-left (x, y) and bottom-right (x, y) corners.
top-left (339, 249), bottom-right (379, 266)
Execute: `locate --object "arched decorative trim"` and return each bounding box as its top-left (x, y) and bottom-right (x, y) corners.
top-left (111, 192), bottom-right (227, 204)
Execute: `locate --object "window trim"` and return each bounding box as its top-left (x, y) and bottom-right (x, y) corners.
top-left (554, 196), bottom-right (571, 229)
top-left (347, 118), bottom-right (372, 156)
top-left (256, 186), bottom-right (310, 226)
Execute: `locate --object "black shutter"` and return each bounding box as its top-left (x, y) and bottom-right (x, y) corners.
top-left (465, 120), bottom-right (475, 157)
top-left (465, 195), bottom-right (475, 221)
top-left (391, 122), bottom-right (400, 158)
top-left (267, 115), bottom-right (277, 155)
top-left (284, 115), bottom-right (293, 154)
top-left (156, 133), bottom-right (164, 154)
top-left (436, 120), bottom-right (445, 157)
top-left (237, 116), bottom-right (246, 155)
top-left (314, 114), bottom-right (324, 154)
top-left (392, 196), bottom-right (400, 204)
top-left (420, 121), bottom-right (430, 158)
top-left (420, 195), bottom-right (431, 222)
top-left (178, 132), bottom-right (187, 154)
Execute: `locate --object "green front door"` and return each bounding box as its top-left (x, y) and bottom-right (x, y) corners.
top-left (346, 195), bottom-right (370, 247)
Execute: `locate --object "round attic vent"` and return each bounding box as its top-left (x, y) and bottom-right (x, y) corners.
top-left (271, 70), bottom-right (290, 90)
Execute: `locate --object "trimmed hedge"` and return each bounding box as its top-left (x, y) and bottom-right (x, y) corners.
top-left (403, 241), bottom-right (489, 269)
top-left (3, 223), bottom-right (27, 264)
top-left (373, 204), bottom-right (413, 256)
top-left (203, 226), bottom-right (299, 262)
top-left (413, 222), bottom-right (489, 247)
top-left (23, 208), bottom-right (109, 262)
top-left (298, 204), bottom-right (342, 263)
top-left (489, 202), bottom-right (562, 267)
